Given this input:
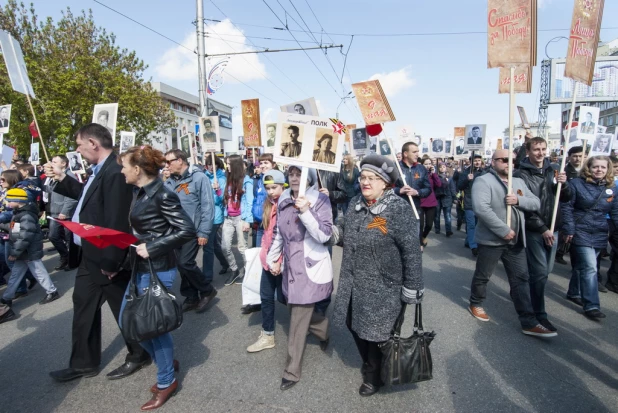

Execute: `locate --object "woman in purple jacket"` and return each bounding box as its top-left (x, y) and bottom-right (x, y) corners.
top-left (420, 157), bottom-right (442, 246)
top-left (267, 166), bottom-right (333, 391)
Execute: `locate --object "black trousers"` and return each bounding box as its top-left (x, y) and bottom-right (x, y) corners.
top-left (176, 239), bottom-right (213, 301)
top-left (419, 206), bottom-right (437, 240)
top-left (347, 301), bottom-right (384, 387)
top-left (69, 259), bottom-right (149, 369)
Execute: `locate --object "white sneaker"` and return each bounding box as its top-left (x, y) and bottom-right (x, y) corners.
top-left (247, 331), bottom-right (275, 353)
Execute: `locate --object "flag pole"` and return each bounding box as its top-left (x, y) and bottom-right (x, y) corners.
top-left (549, 81), bottom-right (579, 233)
top-left (507, 66), bottom-right (515, 227)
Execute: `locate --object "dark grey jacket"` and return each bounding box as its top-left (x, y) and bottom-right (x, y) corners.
top-left (44, 169), bottom-right (78, 218)
top-left (331, 190), bottom-right (424, 342)
top-left (0, 202), bottom-right (44, 261)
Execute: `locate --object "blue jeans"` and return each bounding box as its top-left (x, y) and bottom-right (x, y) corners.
top-left (434, 200), bottom-right (452, 234)
top-left (2, 240), bottom-right (35, 293)
top-left (202, 223), bottom-right (227, 283)
top-left (525, 231), bottom-right (558, 320)
top-left (260, 268), bottom-right (283, 332)
top-left (120, 268), bottom-right (177, 387)
top-left (568, 246), bottom-right (601, 312)
top-left (464, 210), bottom-right (478, 249)
top-left (255, 227), bottom-right (263, 248)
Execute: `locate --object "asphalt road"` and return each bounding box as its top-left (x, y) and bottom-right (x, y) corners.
top-left (1, 226), bottom-right (617, 413)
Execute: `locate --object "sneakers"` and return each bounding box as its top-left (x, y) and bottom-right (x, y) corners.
top-left (538, 319), bottom-right (557, 332)
top-left (555, 255), bottom-right (568, 265)
top-left (584, 309), bottom-right (606, 319)
top-left (247, 331), bottom-right (275, 353)
top-left (218, 267), bottom-right (229, 275)
top-left (225, 269), bottom-right (241, 286)
top-left (39, 291), bottom-right (60, 305)
top-left (446, 231), bottom-right (453, 237)
top-left (469, 305), bottom-right (489, 322)
top-left (522, 324), bottom-right (557, 337)
top-left (234, 274), bottom-right (245, 285)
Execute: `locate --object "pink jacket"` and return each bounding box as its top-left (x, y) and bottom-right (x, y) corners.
top-left (259, 198), bottom-right (281, 270)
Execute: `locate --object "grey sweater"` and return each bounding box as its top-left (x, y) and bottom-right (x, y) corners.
top-left (471, 168), bottom-right (540, 247)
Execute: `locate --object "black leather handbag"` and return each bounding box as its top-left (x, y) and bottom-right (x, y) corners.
top-left (379, 303), bottom-right (436, 385)
top-left (121, 258), bottom-right (183, 342)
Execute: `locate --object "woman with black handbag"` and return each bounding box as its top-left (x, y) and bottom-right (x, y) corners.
top-left (330, 154), bottom-right (425, 397)
top-left (118, 145), bottom-right (196, 410)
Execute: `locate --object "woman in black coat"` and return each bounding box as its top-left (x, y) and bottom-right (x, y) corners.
top-left (331, 154), bottom-right (424, 397)
top-left (118, 146), bottom-right (196, 410)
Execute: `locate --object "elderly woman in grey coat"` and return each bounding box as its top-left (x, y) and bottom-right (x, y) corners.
top-left (331, 154), bottom-right (424, 397)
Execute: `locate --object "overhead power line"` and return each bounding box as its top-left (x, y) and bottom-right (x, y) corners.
top-left (203, 17), bottom-right (618, 38)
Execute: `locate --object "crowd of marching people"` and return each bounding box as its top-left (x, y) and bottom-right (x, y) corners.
top-left (0, 123), bottom-right (616, 409)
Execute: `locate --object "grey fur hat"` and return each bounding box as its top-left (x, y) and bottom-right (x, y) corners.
top-left (360, 154), bottom-right (399, 184)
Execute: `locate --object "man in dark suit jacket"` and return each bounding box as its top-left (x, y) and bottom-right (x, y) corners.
top-left (47, 123), bottom-right (150, 382)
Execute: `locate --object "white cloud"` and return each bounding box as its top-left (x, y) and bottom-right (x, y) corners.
top-left (367, 67), bottom-right (415, 97)
top-left (154, 20), bottom-right (267, 85)
top-left (262, 107), bottom-right (276, 123)
top-left (538, 0), bottom-right (553, 9)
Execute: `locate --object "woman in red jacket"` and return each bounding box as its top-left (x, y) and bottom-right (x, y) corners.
top-left (420, 156), bottom-right (442, 246)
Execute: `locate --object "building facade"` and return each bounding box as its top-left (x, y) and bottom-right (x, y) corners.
top-left (147, 82), bottom-right (233, 153)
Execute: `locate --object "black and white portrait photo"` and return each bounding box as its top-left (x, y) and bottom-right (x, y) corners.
top-left (432, 138), bottom-right (444, 154)
top-left (0, 104), bottom-right (11, 134)
top-left (265, 123), bottom-right (276, 148)
top-left (66, 151), bottom-right (84, 174)
top-left (445, 139), bottom-right (452, 155)
top-left (456, 138), bottom-right (468, 156)
top-left (202, 118), bottom-right (217, 143)
top-left (119, 131), bottom-right (135, 154)
top-left (464, 124), bottom-right (486, 151)
top-left (590, 133), bottom-right (613, 156)
top-left (579, 110), bottom-right (597, 135)
top-left (92, 103), bottom-right (118, 145)
top-left (312, 129), bottom-right (338, 165)
top-left (280, 98), bottom-right (319, 117)
top-left (280, 123), bottom-right (303, 159)
top-left (352, 128), bottom-right (367, 151)
top-left (30, 142), bottom-right (40, 165)
top-left (179, 134), bottom-right (191, 156)
top-left (199, 116), bottom-right (220, 152)
top-left (379, 140), bottom-right (391, 156)
top-left (238, 135), bottom-right (245, 151)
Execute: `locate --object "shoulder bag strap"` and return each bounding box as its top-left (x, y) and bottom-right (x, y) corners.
top-left (392, 304), bottom-right (407, 338)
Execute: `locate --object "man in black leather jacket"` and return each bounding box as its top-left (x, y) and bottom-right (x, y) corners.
top-left (514, 137), bottom-right (571, 333)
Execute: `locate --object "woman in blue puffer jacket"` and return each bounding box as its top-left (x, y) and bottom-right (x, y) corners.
top-left (562, 155), bottom-right (618, 320)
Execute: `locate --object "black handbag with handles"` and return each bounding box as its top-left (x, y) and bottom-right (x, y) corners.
top-left (379, 303), bottom-right (436, 385)
top-left (121, 258), bottom-right (183, 342)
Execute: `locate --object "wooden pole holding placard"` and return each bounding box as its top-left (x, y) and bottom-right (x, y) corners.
top-left (506, 67), bottom-right (515, 227)
top-left (549, 82), bottom-right (579, 234)
top-left (210, 151), bottom-right (218, 185)
top-left (384, 136), bottom-right (419, 220)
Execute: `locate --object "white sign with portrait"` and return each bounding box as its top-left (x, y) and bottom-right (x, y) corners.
top-left (578, 106), bottom-right (600, 142)
top-left (0, 104), bottom-right (11, 134)
top-left (430, 138), bottom-right (446, 156)
top-left (92, 103), bottom-right (119, 145)
top-left (119, 131), bottom-right (135, 154)
top-left (463, 124), bottom-right (487, 151)
top-left (589, 133), bottom-right (614, 157)
top-left (66, 151), bottom-right (85, 175)
top-left (198, 116), bottom-right (220, 152)
top-left (351, 127), bottom-right (368, 157)
top-left (263, 123), bottom-right (277, 154)
top-left (30, 142), bottom-right (40, 165)
top-left (273, 112), bottom-right (345, 173)
top-left (280, 98), bottom-right (319, 117)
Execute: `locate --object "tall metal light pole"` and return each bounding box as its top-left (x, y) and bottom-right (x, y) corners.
top-left (196, 0), bottom-right (208, 117)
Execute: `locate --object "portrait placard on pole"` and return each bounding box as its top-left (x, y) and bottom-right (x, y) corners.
top-left (463, 124), bottom-right (487, 152)
top-left (273, 112), bottom-right (345, 173)
top-left (92, 103), bottom-right (119, 146)
top-left (199, 116), bottom-right (220, 152)
top-left (280, 98), bottom-right (319, 116)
